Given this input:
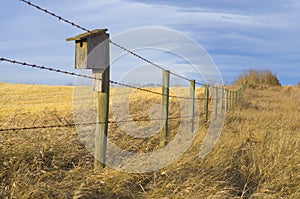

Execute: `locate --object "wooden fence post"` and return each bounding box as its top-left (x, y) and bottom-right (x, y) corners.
top-left (221, 86), bottom-right (224, 112)
top-left (94, 56), bottom-right (110, 170)
top-left (160, 70), bottom-right (170, 147)
top-left (213, 86), bottom-right (218, 118)
top-left (225, 89), bottom-right (228, 112)
top-left (204, 84), bottom-right (209, 122)
top-left (189, 80), bottom-right (195, 133)
top-left (67, 29), bottom-right (110, 170)
top-left (94, 42), bottom-right (110, 170)
top-left (229, 91), bottom-right (233, 110)
top-left (94, 89), bottom-right (109, 169)
top-left (235, 91), bottom-right (238, 104)
top-left (232, 91), bottom-right (236, 108)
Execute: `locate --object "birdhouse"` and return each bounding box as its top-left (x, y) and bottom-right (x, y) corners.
top-left (67, 29), bottom-right (109, 70)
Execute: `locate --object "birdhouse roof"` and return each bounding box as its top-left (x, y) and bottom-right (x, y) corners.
top-left (66, 29), bottom-right (108, 41)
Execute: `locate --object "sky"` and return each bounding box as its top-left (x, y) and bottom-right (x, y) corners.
top-left (0, 0), bottom-right (299, 85)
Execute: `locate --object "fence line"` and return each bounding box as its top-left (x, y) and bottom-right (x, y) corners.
top-left (0, 55), bottom-right (247, 114)
top-left (0, 58), bottom-right (247, 169)
top-left (223, 82), bottom-right (248, 111)
top-left (0, 56), bottom-right (248, 127)
top-left (0, 0), bottom-right (249, 170)
top-left (0, 81), bottom-right (247, 132)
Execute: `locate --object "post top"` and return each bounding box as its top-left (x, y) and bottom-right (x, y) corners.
top-left (66, 29), bottom-right (108, 42)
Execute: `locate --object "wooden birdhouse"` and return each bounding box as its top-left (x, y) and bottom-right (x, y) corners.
top-left (67, 29), bottom-right (110, 91)
top-left (67, 29), bottom-right (109, 70)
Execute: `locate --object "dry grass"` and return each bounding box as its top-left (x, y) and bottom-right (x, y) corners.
top-left (0, 82), bottom-right (299, 198)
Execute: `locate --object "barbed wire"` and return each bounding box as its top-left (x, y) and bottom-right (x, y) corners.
top-left (19, 0), bottom-right (210, 86)
top-left (1, 56), bottom-right (243, 102)
top-left (0, 124), bottom-right (75, 132)
top-left (110, 80), bottom-right (207, 100)
top-left (0, 114), bottom-right (203, 132)
top-left (0, 57), bottom-right (209, 101)
top-left (195, 82), bottom-right (207, 86)
top-left (109, 40), bottom-right (191, 82)
top-left (19, 0), bottom-right (91, 33)
top-left (0, 57), bottom-right (99, 81)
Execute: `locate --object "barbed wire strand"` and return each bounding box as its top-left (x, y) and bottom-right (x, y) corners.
top-left (195, 82), bottom-right (207, 86)
top-left (19, 0), bottom-right (91, 33)
top-left (109, 40), bottom-right (191, 82)
top-left (0, 114), bottom-right (203, 132)
top-left (110, 80), bottom-right (208, 100)
top-left (0, 57), bottom-right (209, 101)
top-left (0, 57), bottom-right (99, 81)
top-left (1, 56), bottom-right (242, 102)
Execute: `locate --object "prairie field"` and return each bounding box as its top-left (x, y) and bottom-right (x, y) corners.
top-left (0, 82), bottom-right (299, 198)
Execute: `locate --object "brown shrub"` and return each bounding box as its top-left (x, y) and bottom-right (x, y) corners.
top-left (235, 69), bottom-right (281, 88)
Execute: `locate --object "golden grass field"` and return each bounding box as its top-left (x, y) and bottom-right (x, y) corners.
top-left (0, 82), bottom-right (299, 198)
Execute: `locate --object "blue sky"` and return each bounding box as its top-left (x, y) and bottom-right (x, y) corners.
top-left (0, 0), bottom-right (299, 85)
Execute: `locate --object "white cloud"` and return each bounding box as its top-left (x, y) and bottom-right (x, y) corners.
top-left (67, 0), bottom-right (277, 31)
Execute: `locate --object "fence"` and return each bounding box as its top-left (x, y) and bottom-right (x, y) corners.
top-left (0, 0), bottom-right (248, 170)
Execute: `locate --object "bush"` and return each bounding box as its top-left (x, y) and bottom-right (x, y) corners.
top-left (235, 69), bottom-right (281, 88)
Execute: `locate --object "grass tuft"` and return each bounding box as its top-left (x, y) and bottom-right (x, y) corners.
top-left (235, 69), bottom-right (281, 88)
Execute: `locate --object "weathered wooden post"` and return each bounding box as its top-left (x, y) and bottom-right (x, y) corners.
top-left (67, 29), bottom-right (110, 170)
top-left (189, 80), bottom-right (195, 133)
top-left (213, 86), bottom-right (218, 118)
top-left (233, 91), bottom-right (236, 108)
top-left (160, 70), bottom-right (170, 147)
top-left (221, 86), bottom-right (225, 112)
top-left (225, 89), bottom-right (229, 112)
top-left (204, 84), bottom-right (209, 122)
top-left (229, 90), bottom-right (233, 110)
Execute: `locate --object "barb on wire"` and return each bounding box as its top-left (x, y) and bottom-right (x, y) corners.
top-left (114, 114), bottom-right (202, 123)
top-left (109, 40), bottom-right (191, 82)
top-left (109, 80), bottom-right (199, 100)
top-left (0, 57), bottom-right (101, 81)
top-left (19, 0), bottom-right (90, 33)
top-left (0, 124), bottom-right (75, 132)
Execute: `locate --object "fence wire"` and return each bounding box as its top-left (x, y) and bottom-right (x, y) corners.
top-left (0, 57), bottom-right (208, 101)
top-left (0, 114), bottom-right (203, 132)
